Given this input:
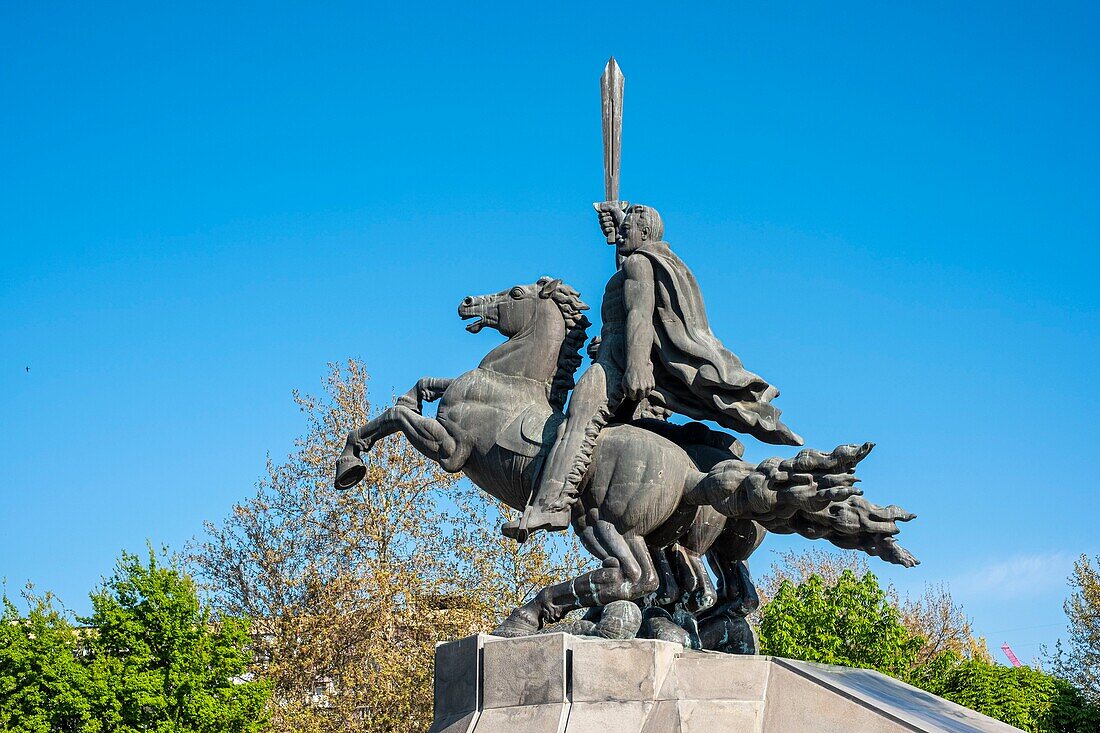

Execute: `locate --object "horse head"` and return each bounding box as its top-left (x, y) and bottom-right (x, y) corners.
top-left (459, 277), bottom-right (591, 411)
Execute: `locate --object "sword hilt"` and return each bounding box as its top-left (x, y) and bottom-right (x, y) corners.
top-left (594, 200), bottom-right (629, 244)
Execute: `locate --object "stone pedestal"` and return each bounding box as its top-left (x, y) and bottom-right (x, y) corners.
top-left (428, 633), bottom-right (1023, 732)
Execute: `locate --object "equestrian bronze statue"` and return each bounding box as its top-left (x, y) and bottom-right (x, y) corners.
top-left (333, 207), bottom-right (917, 652)
top-left (332, 59), bottom-right (917, 652)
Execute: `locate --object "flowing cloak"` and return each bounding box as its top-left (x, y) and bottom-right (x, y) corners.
top-left (629, 241), bottom-right (803, 446)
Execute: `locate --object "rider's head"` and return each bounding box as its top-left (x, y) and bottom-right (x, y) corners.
top-left (619, 204), bottom-right (664, 253)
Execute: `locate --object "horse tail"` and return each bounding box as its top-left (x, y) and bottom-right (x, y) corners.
top-left (686, 445), bottom-right (920, 568)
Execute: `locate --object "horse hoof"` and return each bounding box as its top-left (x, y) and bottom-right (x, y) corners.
top-left (670, 608), bottom-right (703, 650)
top-left (334, 455), bottom-right (366, 489)
top-left (594, 601), bottom-right (642, 640)
top-left (699, 612), bottom-right (757, 655)
top-left (492, 607), bottom-right (540, 638)
top-left (639, 608), bottom-right (695, 648)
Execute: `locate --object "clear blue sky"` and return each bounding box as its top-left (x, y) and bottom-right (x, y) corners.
top-left (2, 2), bottom-right (1097, 660)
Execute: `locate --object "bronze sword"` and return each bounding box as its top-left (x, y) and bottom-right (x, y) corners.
top-left (598, 57), bottom-right (627, 269)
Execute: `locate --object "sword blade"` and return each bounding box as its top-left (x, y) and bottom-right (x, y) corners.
top-left (601, 57), bottom-right (624, 202)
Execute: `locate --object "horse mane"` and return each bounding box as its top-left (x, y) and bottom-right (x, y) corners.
top-left (538, 277), bottom-right (591, 412)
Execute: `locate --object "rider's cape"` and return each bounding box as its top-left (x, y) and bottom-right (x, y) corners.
top-left (630, 241), bottom-right (803, 446)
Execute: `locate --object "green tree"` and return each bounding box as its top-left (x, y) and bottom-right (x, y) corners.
top-left (759, 567), bottom-right (1100, 732)
top-left (759, 570), bottom-right (924, 679)
top-left (0, 590), bottom-right (97, 733)
top-left (1049, 554), bottom-right (1100, 703)
top-left (761, 547), bottom-right (990, 664)
top-left (914, 654), bottom-right (1100, 733)
top-left (83, 548), bottom-right (270, 733)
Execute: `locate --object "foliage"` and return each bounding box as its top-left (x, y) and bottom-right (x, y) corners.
top-left (758, 564), bottom-right (1099, 731)
top-left (1048, 554), bottom-right (1100, 704)
top-left (194, 360), bottom-right (586, 733)
top-left (901, 582), bottom-right (991, 665)
top-left (758, 569), bottom-right (923, 679)
top-left (0, 590), bottom-right (97, 733)
top-left (82, 548), bottom-right (270, 733)
top-left (449, 495), bottom-right (588, 625)
top-left (758, 546), bottom-right (871, 601)
top-left (761, 547), bottom-right (989, 663)
top-left (914, 653), bottom-right (1100, 732)
top-left (0, 551), bottom-right (269, 733)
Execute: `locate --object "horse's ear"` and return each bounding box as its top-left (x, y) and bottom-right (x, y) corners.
top-left (539, 278), bottom-right (562, 298)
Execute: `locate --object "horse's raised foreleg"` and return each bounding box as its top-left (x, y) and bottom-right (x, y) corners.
top-left (335, 405), bottom-right (471, 488)
top-left (396, 377), bottom-right (454, 414)
top-left (382, 406), bottom-right (470, 472)
top-left (493, 521), bottom-right (658, 636)
top-left (335, 412), bottom-right (395, 488)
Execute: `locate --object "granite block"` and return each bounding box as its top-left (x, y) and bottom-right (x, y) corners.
top-left (678, 699), bottom-right (763, 732)
top-left (428, 635), bottom-right (1027, 732)
top-left (433, 634), bottom-right (490, 721)
top-left (474, 702), bottom-right (569, 733)
top-left (571, 638), bottom-right (679, 703)
top-left (427, 711), bottom-right (479, 733)
top-left (481, 633), bottom-right (569, 709)
top-left (566, 701), bottom-right (651, 732)
top-left (658, 650), bottom-right (770, 701)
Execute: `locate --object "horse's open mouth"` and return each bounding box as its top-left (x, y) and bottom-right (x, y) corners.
top-left (459, 299), bottom-right (489, 333)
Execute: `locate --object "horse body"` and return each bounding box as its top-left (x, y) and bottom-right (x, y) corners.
top-left (436, 368), bottom-right (552, 511)
top-left (578, 423), bottom-right (700, 536)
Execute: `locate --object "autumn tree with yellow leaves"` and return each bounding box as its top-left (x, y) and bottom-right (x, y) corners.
top-left (194, 360), bottom-right (586, 733)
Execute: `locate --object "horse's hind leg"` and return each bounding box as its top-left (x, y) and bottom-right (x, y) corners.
top-left (666, 545), bottom-right (717, 614)
top-left (670, 507), bottom-right (728, 613)
top-left (574, 507), bottom-right (614, 567)
top-left (706, 519), bottom-right (764, 613)
top-left (494, 520), bottom-right (658, 636)
top-left (697, 519), bottom-right (766, 654)
top-left (650, 546), bottom-right (681, 607)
